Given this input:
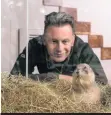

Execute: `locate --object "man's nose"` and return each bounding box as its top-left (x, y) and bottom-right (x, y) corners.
top-left (57, 42), bottom-right (63, 51)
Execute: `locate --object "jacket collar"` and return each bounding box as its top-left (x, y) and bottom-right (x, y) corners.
top-left (73, 35), bottom-right (85, 53)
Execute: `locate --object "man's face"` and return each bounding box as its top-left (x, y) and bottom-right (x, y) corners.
top-left (44, 24), bottom-right (75, 62)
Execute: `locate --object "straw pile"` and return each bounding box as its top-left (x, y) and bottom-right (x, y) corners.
top-left (1, 72), bottom-right (111, 113)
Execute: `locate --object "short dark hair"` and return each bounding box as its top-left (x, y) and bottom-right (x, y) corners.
top-left (44, 12), bottom-right (75, 34)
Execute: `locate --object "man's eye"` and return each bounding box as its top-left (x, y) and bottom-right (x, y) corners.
top-left (52, 41), bottom-right (57, 43)
top-left (63, 40), bottom-right (68, 44)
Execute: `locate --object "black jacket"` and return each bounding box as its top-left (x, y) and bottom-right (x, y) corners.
top-left (10, 35), bottom-right (108, 85)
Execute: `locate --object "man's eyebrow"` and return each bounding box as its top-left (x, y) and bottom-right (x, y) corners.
top-left (62, 38), bottom-right (70, 41)
top-left (51, 38), bottom-right (70, 40)
top-left (51, 38), bottom-right (58, 41)
top-left (63, 38), bottom-right (69, 40)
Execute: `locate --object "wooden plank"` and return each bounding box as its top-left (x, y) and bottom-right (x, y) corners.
top-left (75, 21), bottom-right (91, 34)
top-left (59, 7), bottom-right (77, 20)
top-left (88, 35), bottom-right (103, 48)
top-left (101, 48), bottom-right (111, 60)
top-left (43, 0), bottom-right (62, 6)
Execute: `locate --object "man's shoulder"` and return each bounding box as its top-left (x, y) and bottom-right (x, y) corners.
top-left (29, 35), bottom-right (44, 46)
top-left (75, 35), bottom-right (89, 45)
top-left (28, 35), bottom-right (45, 58)
top-left (73, 35), bottom-right (90, 51)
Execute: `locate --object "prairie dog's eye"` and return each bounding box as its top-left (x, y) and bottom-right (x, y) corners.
top-left (83, 66), bottom-right (87, 70)
top-left (83, 67), bottom-right (88, 74)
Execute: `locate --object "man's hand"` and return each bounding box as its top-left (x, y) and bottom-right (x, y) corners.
top-left (29, 72), bottom-right (59, 82)
top-left (59, 74), bottom-right (72, 82)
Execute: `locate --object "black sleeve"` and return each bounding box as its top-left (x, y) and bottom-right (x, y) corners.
top-left (79, 43), bottom-right (108, 85)
top-left (10, 37), bottom-right (59, 82)
top-left (28, 72), bottom-right (59, 82)
top-left (10, 39), bottom-right (35, 76)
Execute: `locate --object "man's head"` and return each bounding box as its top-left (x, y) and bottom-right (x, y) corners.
top-left (43, 12), bottom-right (75, 62)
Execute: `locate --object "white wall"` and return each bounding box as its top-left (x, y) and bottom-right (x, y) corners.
top-left (1, 0), bottom-right (28, 72)
top-left (62, 0), bottom-right (111, 47)
top-left (28, 0), bottom-right (59, 30)
top-left (1, 0), bottom-right (59, 72)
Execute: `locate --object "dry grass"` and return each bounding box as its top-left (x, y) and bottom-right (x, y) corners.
top-left (1, 72), bottom-right (111, 113)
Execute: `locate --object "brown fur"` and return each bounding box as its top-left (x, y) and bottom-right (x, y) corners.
top-left (72, 63), bottom-right (101, 104)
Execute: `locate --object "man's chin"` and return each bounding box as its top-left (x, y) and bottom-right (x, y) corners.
top-left (52, 57), bottom-right (66, 62)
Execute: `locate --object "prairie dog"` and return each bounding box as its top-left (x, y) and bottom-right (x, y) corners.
top-left (72, 63), bottom-right (101, 104)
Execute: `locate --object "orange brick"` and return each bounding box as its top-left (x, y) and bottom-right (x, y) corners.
top-left (43, 0), bottom-right (62, 6)
top-left (75, 21), bottom-right (91, 35)
top-left (59, 7), bottom-right (77, 20)
top-left (88, 35), bottom-right (103, 48)
top-left (101, 48), bottom-right (111, 60)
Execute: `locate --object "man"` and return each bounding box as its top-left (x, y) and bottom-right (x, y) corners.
top-left (10, 12), bottom-right (108, 85)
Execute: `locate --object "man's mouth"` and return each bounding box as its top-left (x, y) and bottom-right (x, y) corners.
top-left (56, 54), bottom-right (63, 57)
top-left (54, 53), bottom-right (65, 57)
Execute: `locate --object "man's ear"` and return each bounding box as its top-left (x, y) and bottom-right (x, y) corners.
top-left (43, 35), bottom-right (46, 45)
top-left (71, 34), bottom-right (75, 46)
top-left (43, 41), bottom-right (46, 45)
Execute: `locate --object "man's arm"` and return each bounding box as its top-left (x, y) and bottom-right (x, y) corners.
top-left (10, 55), bottom-right (59, 81)
top-left (10, 38), bottom-right (36, 76)
top-left (10, 52), bottom-right (34, 76)
top-left (58, 74), bottom-right (72, 82)
top-left (28, 73), bottom-right (72, 82)
top-left (10, 45), bottom-right (71, 81)
top-left (79, 43), bottom-right (108, 85)
top-left (10, 58), bottom-right (72, 82)
top-left (10, 43), bottom-right (61, 81)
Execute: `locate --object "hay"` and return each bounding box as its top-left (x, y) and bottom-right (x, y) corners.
top-left (1, 72), bottom-right (111, 113)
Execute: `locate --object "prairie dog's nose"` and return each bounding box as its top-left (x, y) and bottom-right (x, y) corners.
top-left (76, 70), bottom-right (79, 74)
